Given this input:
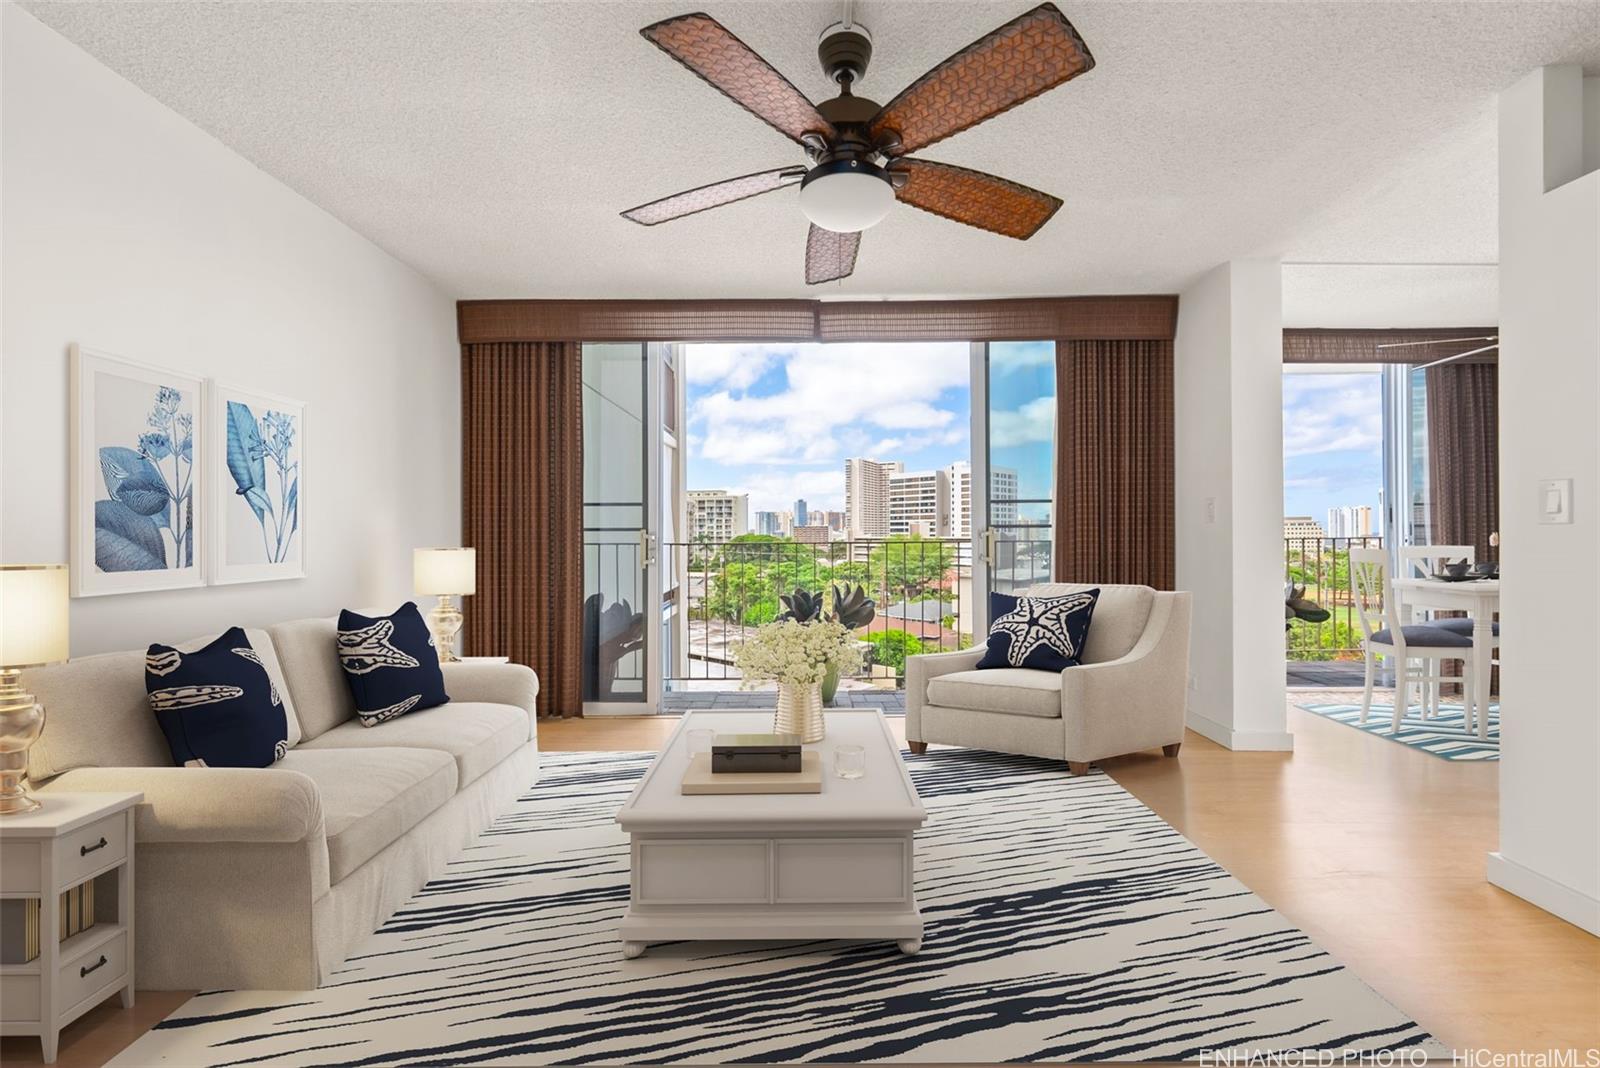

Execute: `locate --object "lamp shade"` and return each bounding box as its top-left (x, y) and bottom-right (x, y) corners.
top-left (414, 548), bottom-right (476, 596)
top-left (0, 565), bottom-right (70, 668)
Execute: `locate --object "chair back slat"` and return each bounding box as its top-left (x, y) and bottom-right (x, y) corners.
top-left (1348, 546), bottom-right (1398, 649)
top-left (1398, 544), bottom-right (1475, 579)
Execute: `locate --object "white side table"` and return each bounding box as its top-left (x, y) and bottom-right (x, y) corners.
top-left (0, 792), bottom-right (141, 1064)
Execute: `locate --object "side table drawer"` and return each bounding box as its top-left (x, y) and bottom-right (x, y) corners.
top-left (54, 813), bottom-right (127, 887)
top-left (0, 840), bottom-right (41, 894)
top-left (0, 974), bottom-right (41, 1022)
top-left (58, 930), bottom-right (128, 1014)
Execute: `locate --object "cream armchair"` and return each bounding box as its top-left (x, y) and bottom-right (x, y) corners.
top-left (906, 583), bottom-right (1192, 775)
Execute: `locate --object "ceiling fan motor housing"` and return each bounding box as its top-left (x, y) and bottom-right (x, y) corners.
top-left (818, 21), bottom-right (872, 85)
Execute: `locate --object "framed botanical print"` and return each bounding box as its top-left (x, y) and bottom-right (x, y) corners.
top-left (70, 345), bottom-right (206, 597)
top-left (208, 382), bottom-right (305, 585)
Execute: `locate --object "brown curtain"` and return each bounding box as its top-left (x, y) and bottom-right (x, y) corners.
top-left (1053, 339), bottom-right (1175, 588)
top-left (1283, 328), bottom-right (1498, 365)
top-left (1425, 362), bottom-right (1499, 559)
top-left (461, 341), bottom-right (585, 717)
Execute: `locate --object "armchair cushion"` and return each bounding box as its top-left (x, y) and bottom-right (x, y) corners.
top-left (925, 669), bottom-right (1063, 719)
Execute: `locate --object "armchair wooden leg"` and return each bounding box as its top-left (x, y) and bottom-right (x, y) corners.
top-left (1067, 761), bottom-right (1090, 776)
top-left (1163, 743), bottom-right (1181, 757)
top-left (907, 741), bottom-right (928, 754)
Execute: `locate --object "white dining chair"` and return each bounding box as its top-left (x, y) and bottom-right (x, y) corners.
top-left (1396, 544), bottom-right (1499, 720)
top-left (1350, 547), bottom-right (1480, 734)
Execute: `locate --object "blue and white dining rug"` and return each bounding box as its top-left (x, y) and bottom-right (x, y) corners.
top-left (114, 749), bottom-right (1444, 1065)
top-left (1296, 701), bottom-right (1499, 761)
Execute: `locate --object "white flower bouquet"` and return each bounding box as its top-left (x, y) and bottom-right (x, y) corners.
top-left (733, 619), bottom-right (864, 688)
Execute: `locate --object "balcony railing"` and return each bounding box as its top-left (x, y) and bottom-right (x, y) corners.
top-left (1285, 535), bottom-right (1382, 661)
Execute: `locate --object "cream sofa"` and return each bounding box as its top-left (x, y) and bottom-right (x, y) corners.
top-left (906, 583), bottom-right (1191, 774)
top-left (22, 614), bottom-right (539, 990)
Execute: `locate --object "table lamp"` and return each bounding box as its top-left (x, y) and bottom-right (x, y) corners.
top-left (0, 565), bottom-right (69, 814)
top-left (414, 548), bottom-right (475, 663)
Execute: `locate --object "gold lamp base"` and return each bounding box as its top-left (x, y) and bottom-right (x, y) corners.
top-left (426, 596), bottom-right (464, 664)
top-left (0, 669), bottom-right (45, 815)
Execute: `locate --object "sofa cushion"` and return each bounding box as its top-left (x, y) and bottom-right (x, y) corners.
top-left (146, 626), bottom-right (289, 768)
top-left (276, 748), bottom-right (456, 883)
top-left (25, 626), bottom-right (299, 781)
top-left (336, 603), bottom-right (449, 726)
top-left (1022, 583), bottom-right (1154, 664)
top-left (267, 617), bottom-right (357, 740)
top-left (926, 669), bottom-right (1062, 719)
top-left (299, 702), bottom-right (526, 789)
top-left (978, 589), bottom-right (1099, 672)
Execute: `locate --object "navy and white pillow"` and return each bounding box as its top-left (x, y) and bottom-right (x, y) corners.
top-left (977, 589), bottom-right (1100, 673)
top-left (145, 627), bottom-right (289, 768)
top-left (336, 603), bottom-right (448, 727)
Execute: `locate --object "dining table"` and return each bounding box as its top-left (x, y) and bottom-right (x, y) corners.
top-left (1392, 576), bottom-right (1499, 739)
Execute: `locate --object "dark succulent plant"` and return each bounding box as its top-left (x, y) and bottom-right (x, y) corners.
top-left (778, 588), bottom-right (823, 623)
top-left (1284, 585), bottom-right (1330, 630)
top-left (828, 583), bottom-right (876, 629)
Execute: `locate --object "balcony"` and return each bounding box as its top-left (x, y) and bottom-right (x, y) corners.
top-left (1285, 534), bottom-right (1382, 686)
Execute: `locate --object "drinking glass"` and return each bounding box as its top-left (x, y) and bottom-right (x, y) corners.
top-left (834, 744), bottom-right (866, 780)
top-left (685, 728), bottom-right (715, 757)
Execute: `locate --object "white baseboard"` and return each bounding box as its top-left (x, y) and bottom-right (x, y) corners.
top-left (1186, 710), bottom-right (1295, 752)
top-left (1486, 851), bottom-right (1600, 935)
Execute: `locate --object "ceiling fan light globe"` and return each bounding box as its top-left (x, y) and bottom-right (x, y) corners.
top-left (799, 167), bottom-right (895, 233)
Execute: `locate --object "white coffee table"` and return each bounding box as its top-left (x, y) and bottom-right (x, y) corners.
top-left (615, 709), bottom-right (926, 958)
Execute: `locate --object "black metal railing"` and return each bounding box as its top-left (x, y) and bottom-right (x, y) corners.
top-left (1284, 535), bottom-right (1382, 661)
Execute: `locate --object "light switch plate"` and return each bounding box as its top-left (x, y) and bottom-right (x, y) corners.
top-left (1538, 478), bottom-right (1572, 524)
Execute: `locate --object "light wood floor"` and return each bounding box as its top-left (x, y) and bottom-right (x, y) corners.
top-left (6, 695), bottom-right (1596, 1066)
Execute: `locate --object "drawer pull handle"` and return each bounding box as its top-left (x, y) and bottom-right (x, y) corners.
top-left (80, 954), bottom-right (107, 978)
top-left (80, 837), bottom-right (108, 857)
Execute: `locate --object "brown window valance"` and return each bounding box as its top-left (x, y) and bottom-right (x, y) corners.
top-left (1283, 328), bottom-right (1498, 365)
top-left (457, 295), bottom-right (1179, 344)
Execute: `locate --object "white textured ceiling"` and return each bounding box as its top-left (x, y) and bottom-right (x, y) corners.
top-left (18, 1), bottom-right (1600, 307)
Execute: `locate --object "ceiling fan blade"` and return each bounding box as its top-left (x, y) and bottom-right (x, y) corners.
top-left (641, 13), bottom-right (835, 145)
top-left (892, 158), bottom-right (1062, 239)
top-left (1374, 335), bottom-right (1498, 349)
top-left (622, 167), bottom-right (805, 226)
top-left (805, 225), bottom-right (860, 284)
top-left (870, 3), bottom-right (1094, 156)
top-left (1414, 343), bottom-right (1499, 370)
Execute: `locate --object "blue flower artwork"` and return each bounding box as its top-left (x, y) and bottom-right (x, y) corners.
top-left (225, 401), bottom-right (300, 565)
top-left (94, 385), bottom-right (196, 572)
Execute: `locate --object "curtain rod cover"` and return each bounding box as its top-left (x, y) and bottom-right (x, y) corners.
top-left (1283, 328), bottom-right (1498, 365)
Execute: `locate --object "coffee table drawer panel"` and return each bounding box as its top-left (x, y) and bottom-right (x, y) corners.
top-left (637, 840), bottom-right (769, 904)
top-left (774, 839), bottom-right (908, 904)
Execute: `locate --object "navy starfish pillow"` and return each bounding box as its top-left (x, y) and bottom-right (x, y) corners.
top-left (977, 589), bottom-right (1101, 672)
top-left (145, 627), bottom-right (289, 767)
top-left (336, 603), bottom-right (449, 726)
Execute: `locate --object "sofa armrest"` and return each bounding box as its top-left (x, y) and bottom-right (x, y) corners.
top-left (905, 647), bottom-right (985, 742)
top-left (441, 661), bottom-right (540, 738)
top-left (42, 766), bottom-right (324, 844)
top-left (1060, 592), bottom-right (1192, 763)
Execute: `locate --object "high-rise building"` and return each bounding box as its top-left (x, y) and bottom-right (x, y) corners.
top-left (1284, 516), bottom-right (1326, 541)
top-left (945, 461), bottom-right (974, 538)
top-left (844, 458), bottom-right (902, 538)
top-left (989, 467), bottom-right (1020, 527)
top-left (1326, 505), bottom-right (1374, 539)
top-left (793, 498), bottom-right (809, 527)
top-left (825, 510), bottom-right (846, 533)
top-left (687, 490), bottom-right (748, 543)
top-left (889, 469), bottom-right (950, 537)
top-left (754, 510), bottom-right (782, 536)
top-left (792, 524), bottom-right (831, 546)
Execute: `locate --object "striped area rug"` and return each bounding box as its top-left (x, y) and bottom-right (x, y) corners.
top-left (114, 749), bottom-right (1443, 1066)
top-left (1297, 701), bottom-right (1500, 760)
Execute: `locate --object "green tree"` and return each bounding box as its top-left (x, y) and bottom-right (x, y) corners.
top-left (867, 629), bottom-right (925, 675)
top-left (867, 535), bottom-right (956, 605)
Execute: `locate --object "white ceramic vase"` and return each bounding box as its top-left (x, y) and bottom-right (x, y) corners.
top-left (774, 681), bottom-right (825, 743)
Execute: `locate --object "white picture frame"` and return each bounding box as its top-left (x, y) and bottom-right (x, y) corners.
top-left (69, 344), bottom-right (206, 597)
top-left (207, 382), bottom-right (306, 585)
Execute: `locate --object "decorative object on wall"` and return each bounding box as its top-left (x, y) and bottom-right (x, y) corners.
top-left (208, 383), bottom-right (304, 585)
top-left (413, 548), bottom-right (476, 662)
top-left (70, 345), bottom-right (205, 597)
top-left (0, 564), bottom-right (69, 813)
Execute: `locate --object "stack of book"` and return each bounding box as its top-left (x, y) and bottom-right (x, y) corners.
top-left (0, 878), bottom-right (98, 965)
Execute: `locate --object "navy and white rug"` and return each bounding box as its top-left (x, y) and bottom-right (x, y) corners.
top-left (115, 750), bottom-right (1442, 1066)
top-left (1297, 701), bottom-right (1500, 761)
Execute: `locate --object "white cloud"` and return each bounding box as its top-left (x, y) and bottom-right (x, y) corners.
top-left (990, 395), bottom-right (1055, 447)
top-left (682, 344), bottom-right (787, 390)
top-left (1281, 375), bottom-right (1381, 458)
top-left (728, 468), bottom-right (847, 513)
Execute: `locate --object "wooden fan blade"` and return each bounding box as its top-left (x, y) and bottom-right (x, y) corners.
top-left (870, 3), bottom-right (1094, 156)
top-left (622, 167), bottom-right (805, 226)
top-left (892, 158), bottom-right (1062, 239)
top-left (641, 13), bottom-right (835, 145)
top-left (805, 225), bottom-right (860, 284)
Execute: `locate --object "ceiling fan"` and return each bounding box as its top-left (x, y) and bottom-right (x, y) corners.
top-left (620, 3), bottom-right (1095, 284)
top-left (1374, 335), bottom-right (1500, 369)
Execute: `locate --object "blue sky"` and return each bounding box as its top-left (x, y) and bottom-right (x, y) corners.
top-left (683, 342), bottom-right (1056, 516)
top-left (1281, 369), bottom-right (1383, 525)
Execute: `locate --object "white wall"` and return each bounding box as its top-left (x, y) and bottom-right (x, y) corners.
top-left (1174, 260), bottom-right (1291, 751)
top-left (1490, 65), bottom-right (1600, 935)
top-left (1, 7), bottom-right (460, 655)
